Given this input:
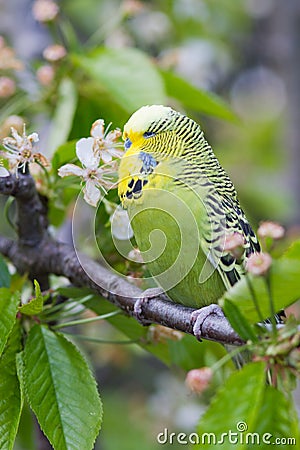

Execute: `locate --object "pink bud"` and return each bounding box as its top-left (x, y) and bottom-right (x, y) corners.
top-left (246, 252), bottom-right (272, 276)
top-left (32, 0), bottom-right (59, 22)
top-left (37, 64), bottom-right (55, 85)
top-left (258, 221), bottom-right (285, 240)
top-left (224, 232), bottom-right (245, 259)
top-left (43, 44), bottom-right (66, 62)
top-left (185, 367), bottom-right (213, 393)
top-left (0, 77), bottom-right (16, 97)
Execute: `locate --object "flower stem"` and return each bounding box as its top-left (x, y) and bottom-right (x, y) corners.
top-left (245, 273), bottom-right (265, 323)
top-left (40, 294), bottom-right (94, 317)
top-left (62, 331), bottom-right (139, 345)
top-left (52, 309), bottom-right (121, 329)
top-left (265, 271), bottom-right (277, 336)
top-left (211, 344), bottom-right (249, 372)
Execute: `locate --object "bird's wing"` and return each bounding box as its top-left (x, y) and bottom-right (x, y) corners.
top-left (201, 191), bottom-right (260, 289)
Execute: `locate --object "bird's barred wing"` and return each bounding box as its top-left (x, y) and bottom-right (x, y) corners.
top-left (199, 191), bottom-right (260, 289)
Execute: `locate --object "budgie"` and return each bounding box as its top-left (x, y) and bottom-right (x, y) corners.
top-left (118, 105), bottom-right (262, 332)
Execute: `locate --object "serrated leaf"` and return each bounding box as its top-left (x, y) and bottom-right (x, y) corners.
top-left (18, 280), bottom-right (45, 316)
top-left (220, 242), bottom-right (300, 323)
top-left (0, 289), bottom-right (20, 358)
top-left (0, 255), bottom-right (11, 288)
top-left (47, 78), bottom-right (77, 155)
top-left (161, 70), bottom-right (237, 122)
top-left (251, 386), bottom-right (299, 449)
top-left (223, 299), bottom-right (258, 342)
top-left (0, 321), bottom-right (23, 450)
top-left (72, 47), bottom-right (166, 112)
top-left (196, 362), bottom-right (266, 449)
top-left (24, 325), bottom-right (102, 450)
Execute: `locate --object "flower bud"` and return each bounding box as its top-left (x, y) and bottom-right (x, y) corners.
top-left (185, 367), bottom-right (213, 394)
top-left (0, 77), bottom-right (16, 98)
top-left (32, 0), bottom-right (59, 22)
top-left (37, 64), bottom-right (55, 85)
top-left (43, 44), bottom-right (66, 62)
top-left (224, 232), bottom-right (245, 259)
top-left (258, 221), bottom-right (285, 240)
top-left (245, 252), bottom-right (272, 276)
top-left (0, 115), bottom-right (24, 139)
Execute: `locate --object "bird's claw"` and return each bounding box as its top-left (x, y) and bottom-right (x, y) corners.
top-left (134, 287), bottom-right (168, 326)
top-left (191, 304), bottom-right (224, 341)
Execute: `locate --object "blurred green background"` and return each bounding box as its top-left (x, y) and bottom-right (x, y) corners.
top-left (1, 0), bottom-right (300, 448)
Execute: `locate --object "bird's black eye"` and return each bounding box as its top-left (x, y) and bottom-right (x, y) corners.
top-left (124, 138), bottom-right (132, 150)
top-left (143, 131), bottom-right (156, 138)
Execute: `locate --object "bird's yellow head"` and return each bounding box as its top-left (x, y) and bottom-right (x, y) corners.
top-left (118, 104), bottom-right (204, 205)
top-left (119, 105), bottom-right (176, 205)
top-left (122, 105), bottom-right (174, 153)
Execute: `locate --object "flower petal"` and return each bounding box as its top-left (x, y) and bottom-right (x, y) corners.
top-left (101, 150), bottom-right (112, 164)
top-left (58, 163), bottom-right (83, 177)
top-left (110, 206), bottom-right (134, 240)
top-left (106, 129), bottom-right (122, 144)
top-left (90, 119), bottom-right (105, 139)
top-left (0, 166), bottom-right (10, 177)
top-left (76, 137), bottom-right (100, 169)
top-left (83, 179), bottom-right (101, 207)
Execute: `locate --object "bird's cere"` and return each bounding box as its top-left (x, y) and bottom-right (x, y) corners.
top-left (245, 252), bottom-right (272, 276)
top-left (124, 104), bottom-right (172, 134)
top-left (185, 367), bottom-right (213, 394)
top-left (58, 119), bottom-right (123, 207)
top-left (32, 0), bottom-right (59, 23)
top-left (258, 221), bottom-right (285, 240)
top-left (1, 125), bottom-right (49, 173)
top-left (224, 232), bottom-right (245, 260)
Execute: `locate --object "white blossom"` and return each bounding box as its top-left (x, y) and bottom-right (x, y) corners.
top-left (110, 204), bottom-right (134, 240)
top-left (1, 125), bottom-right (48, 172)
top-left (58, 118), bottom-right (123, 207)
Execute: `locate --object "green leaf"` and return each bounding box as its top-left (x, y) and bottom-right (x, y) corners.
top-left (72, 47), bottom-right (166, 113)
top-left (196, 362), bottom-right (266, 449)
top-left (0, 289), bottom-right (20, 358)
top-left (86, 295), bottom-right (175, 365)
top-left (0, 321), bottom-right (23, 450)
top-left (47, 78), bottom-right (78, 155)
top-left (223, 299), bottom-right (258, 342)
top-left (51, 140), bottom-right (77, 173)
top-left (24, 325), bottom-right (102, 450)
top-left (220, 242), bottom-right (300, 323)
top-left (161, 70), bottom-right (237, 121)
top-left (18, 280), bottom-right (45, 316)
top-left (0, 255), bottom-right (11, 288)
top-left (168, 334), bottom-right (227, 371)
top-left (251, 386), bottom-right (299, 449)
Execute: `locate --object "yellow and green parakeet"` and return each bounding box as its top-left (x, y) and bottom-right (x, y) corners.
top-left (118, 105), bottom-right (260, 318)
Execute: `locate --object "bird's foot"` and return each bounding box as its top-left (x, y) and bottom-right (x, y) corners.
top-left (134, 287), bottom-right (168, 326)
top-left (191, 304), bottom-right (224, 341)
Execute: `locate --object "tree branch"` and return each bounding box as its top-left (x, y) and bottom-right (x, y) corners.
top-left (0, 172), bottom-right (244, 346)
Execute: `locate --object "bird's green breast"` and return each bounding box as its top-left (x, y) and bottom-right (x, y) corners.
top-left (127, 172), bottom-right (226, 308)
